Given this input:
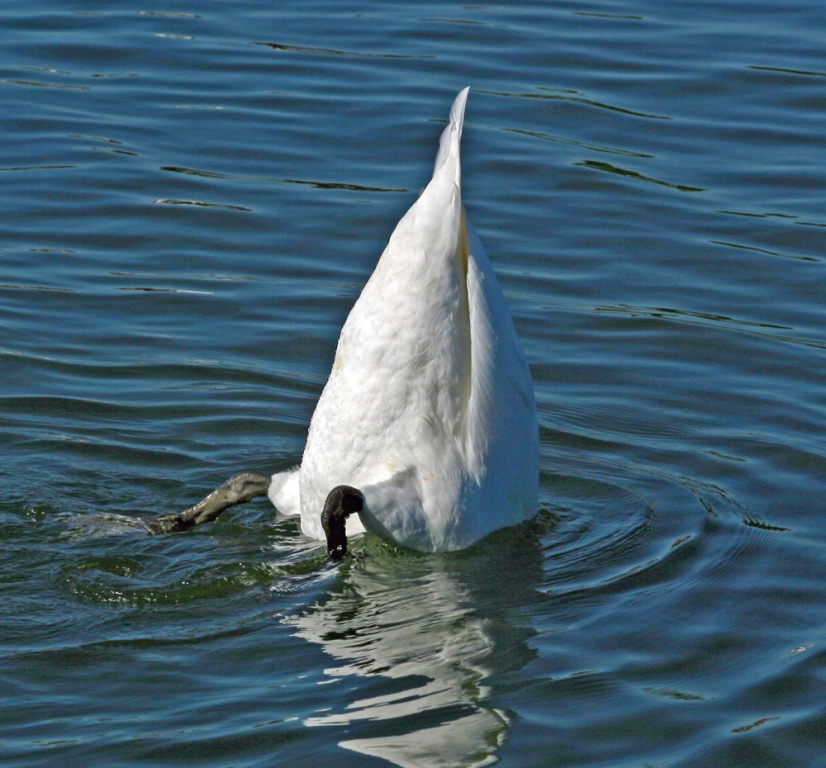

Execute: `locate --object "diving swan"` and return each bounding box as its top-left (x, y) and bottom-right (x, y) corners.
top-left (151, 88), bottom-right (539, 557)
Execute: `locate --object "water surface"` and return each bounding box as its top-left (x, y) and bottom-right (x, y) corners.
top-left (2, 2), bottom-right (825, 766)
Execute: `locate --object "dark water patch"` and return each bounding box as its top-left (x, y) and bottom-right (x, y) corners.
top-left (1, 78), bottom-right (90, 90)
top-left (578, 159), bottom-right (706, 192)
top-left (0, 163), bottom-right (76, 171)
top-left (710, 238), bottom-right (813, 263)
top-left (153, 198), bottom-right (253, 212)
top-left (479, 86), bottom-right (674, 120)
top-left (748, 64), bottom-right (826, 78)
top-left (254, 41), bottom-right (436, 60)
top-left (160, 164), bottom-right (409, 193)
top-left (573, 12), bottom-right (644, 20)
top-left (506, 126), bottom-right (654, 158)
top-left (55, 548), bottom-right (328, 607)
top-left (137, 11), bottom-right (202, 19)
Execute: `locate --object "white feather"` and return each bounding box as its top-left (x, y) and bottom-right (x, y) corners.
top-left (268, 87), bottom-right (538, 552)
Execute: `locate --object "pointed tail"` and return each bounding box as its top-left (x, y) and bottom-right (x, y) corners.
top-left (432, 87), bottom-right (470, 181)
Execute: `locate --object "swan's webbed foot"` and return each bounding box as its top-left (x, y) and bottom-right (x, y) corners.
top-left (144, 472), bottom-right (271, 535)
top-left (145, 512), bottom-right (195, 534)
top-left (321, 485), bottom-right (364, 561)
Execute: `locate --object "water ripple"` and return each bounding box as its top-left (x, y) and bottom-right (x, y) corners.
top-left (254, 41), bottom-right (436, 60)
top-left (479, 86), bottom-right (674, 120)
top-left (2, 1), bottom-right (826, 765)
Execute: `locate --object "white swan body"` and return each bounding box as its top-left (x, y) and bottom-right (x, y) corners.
top-left (268, 88), bottom-right (538, 552)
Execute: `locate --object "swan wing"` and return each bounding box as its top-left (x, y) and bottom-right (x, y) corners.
top-left (463, 214), bottom-right (539, 539)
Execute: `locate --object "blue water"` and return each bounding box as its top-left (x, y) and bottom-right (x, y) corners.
top-left (2, 2), bottom-right (825, 766)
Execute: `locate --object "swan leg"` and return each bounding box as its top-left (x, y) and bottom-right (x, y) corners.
top-left (145, 472), bottom-right (271, 534)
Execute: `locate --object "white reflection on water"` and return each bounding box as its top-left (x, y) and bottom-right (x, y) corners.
top-left (285, 531), bottom-right (544, 768)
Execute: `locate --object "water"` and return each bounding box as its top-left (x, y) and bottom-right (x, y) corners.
top-left (1, 1), bottom-right (824, 766)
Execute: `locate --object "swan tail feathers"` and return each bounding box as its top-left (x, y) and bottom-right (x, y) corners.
top-left (267, 467), bottom-right (301, 517)
top-left (433, 86), bottom-right (470, 181)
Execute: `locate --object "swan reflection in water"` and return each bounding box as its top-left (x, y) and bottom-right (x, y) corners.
top-left (282, 524), bottom-right (545, 768)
